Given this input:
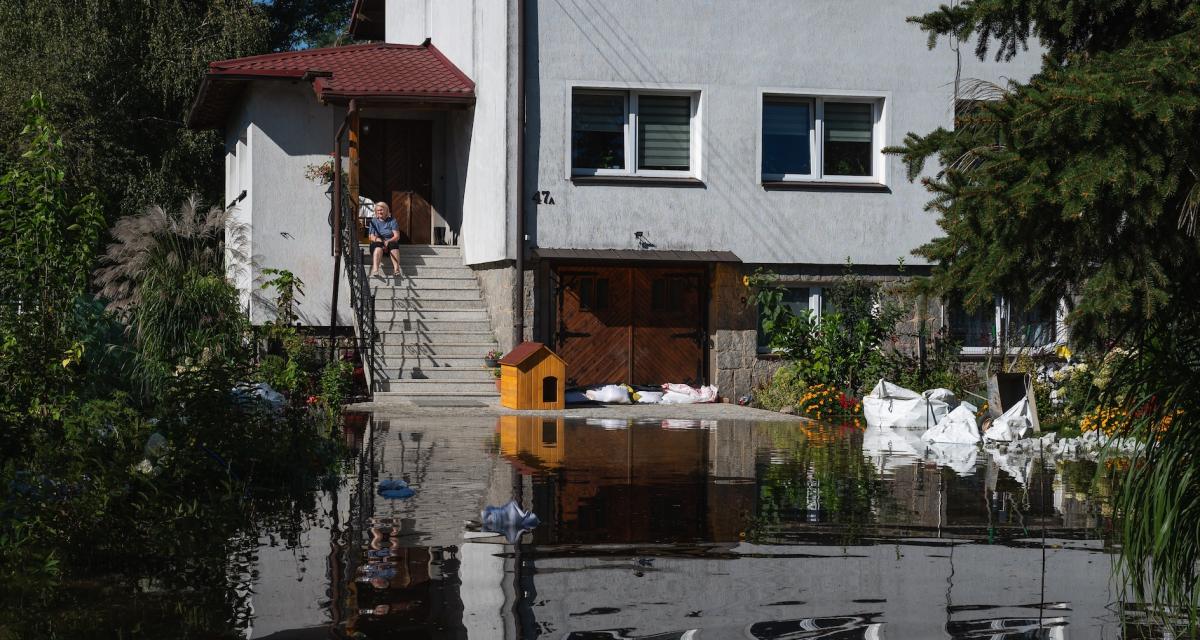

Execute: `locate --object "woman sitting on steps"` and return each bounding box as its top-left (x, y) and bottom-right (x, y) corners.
top-left (368, 202), bottom-right (401, 278)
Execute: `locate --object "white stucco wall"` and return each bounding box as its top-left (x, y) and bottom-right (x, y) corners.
top-left (239, 82), bottom-right (351, 326)
top-left (526, 0), bottom-right (1043, 266)
top-left (384, 0), bottom-right (512, 266)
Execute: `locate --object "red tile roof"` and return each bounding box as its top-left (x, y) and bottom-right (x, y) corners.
top-left (188, 41), bottom-right (474, 129)
top-left (500, 342), bottom-right (559, 367)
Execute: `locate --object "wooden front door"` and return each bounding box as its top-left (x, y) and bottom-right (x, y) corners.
top-left (555, 268), bottom-right (632, 386)
top-left (359, 118), bottom-right (433, 244)
top-left (554, 266), bottom-right (707, 387)
top-left (631, 269), bottom-right (705, 386)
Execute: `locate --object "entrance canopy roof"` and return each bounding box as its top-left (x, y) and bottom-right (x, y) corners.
top-left (188, 41), bottom-right (475, 130)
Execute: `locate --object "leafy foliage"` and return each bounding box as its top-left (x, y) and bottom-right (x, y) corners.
top-left (0, 94), bottom-right (104, 457)
top-left (751, 267), bottom-right (963, 398)
top-left (0, 0), bottom-right (270, 219)
top-left (93, 196), bottom-right (249, 394)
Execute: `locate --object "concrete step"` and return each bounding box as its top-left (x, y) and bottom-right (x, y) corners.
top-left (371, 309), bottom-right (489, 322)
top-left (376, 354), bottom-right (492, 367)
top-left (395, 266), bottom-right (475, 279)
top-left (390, 255), bottom-right (466, 268)
top-left (357, 244), bottom-right (461, 255)
top-left (371, 298), bottom-right (485, 311)
top-left (376, 331), bottom-right (496, 346)
top-left (362, 267), bottom-right (473, 280)
top-left (372, 319), bottom-right (493, 333)
top-left (379, 343), bottom-right (498, 357)
top-left (375, 366), bottom-right (496, 381)
top-left (371, 287), bottom-right (482, 301)
top-left (370, 277), bottom-right (477, 290)
top-left (377, 379), bottom-right (499, 394)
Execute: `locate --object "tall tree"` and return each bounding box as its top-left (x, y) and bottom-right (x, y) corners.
top-left (263, 0), bottom-right (355, 50)
top-left (0, 0), bottom-right (269, 220)
top-left (892, 0), bottom-right (1200, 622)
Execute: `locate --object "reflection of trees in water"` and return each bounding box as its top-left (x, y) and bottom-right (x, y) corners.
top-left (750, 422), bottom-right (882, 543)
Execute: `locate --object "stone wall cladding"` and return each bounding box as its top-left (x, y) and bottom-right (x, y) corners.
top-left (472, 260), bottom-right (516, 353)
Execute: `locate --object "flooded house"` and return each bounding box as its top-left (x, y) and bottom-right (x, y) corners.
top-left (188, 1), bottom-right (1046, 402)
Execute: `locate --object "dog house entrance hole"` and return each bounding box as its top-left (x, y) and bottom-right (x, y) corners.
top-left (542, 376), bottom-right (558, 403)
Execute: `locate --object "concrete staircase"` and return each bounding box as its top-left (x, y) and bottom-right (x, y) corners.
top-left (364, 245), bottom-right (500, 403)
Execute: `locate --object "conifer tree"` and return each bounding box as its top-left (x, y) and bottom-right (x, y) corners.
top-left (893, 0), bottom-right (1200, 622)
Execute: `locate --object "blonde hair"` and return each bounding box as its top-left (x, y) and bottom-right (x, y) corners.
top-left (374, 201), bottom-right (391, 218)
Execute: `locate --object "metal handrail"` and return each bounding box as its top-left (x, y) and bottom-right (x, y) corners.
top-left (336, 189), bottom-right (380, 392)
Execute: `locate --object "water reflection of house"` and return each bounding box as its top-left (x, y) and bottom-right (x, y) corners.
top-left (497, 416), bottom-right (758, 544)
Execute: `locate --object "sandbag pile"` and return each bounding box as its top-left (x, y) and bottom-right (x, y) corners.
top-left (576, 383), bottom-right (719, 405)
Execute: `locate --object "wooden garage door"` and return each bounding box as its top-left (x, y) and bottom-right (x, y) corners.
top-left (554, 266), bottom-right (706, 387)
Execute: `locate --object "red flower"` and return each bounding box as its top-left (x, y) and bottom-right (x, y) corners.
top-left (307, 395), bottom-right (319, 405)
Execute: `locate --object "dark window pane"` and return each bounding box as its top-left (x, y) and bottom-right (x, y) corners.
top-left (762, 99), bottom-right (812, 175)
top-left (638, 95), bottom-right (691, 170)
top-left (823, 102), bottom-right (873, 176)
top-left (572, 93), bottom-right (625, 170)
top-left (578, 277), bottom-right (594, 310)
top-left (594, 278), bottom-right (609, 311)
top-left (1010, 302), bottom-right (1057, 347)
top-left (949, 299), bottom-right (995, 348)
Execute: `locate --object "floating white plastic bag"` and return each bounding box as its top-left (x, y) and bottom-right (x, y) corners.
top-left (585, 384), bottom-right (631, 404)
top-left (921, 403), bottom-right (981, 444)
top-left (985, 396), bottom-right (1032, 442)
top-left (863, 379), bottom-right (949, 428)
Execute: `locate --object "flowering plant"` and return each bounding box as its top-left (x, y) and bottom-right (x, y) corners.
top-left (798, 383), bottom-right (862, 422)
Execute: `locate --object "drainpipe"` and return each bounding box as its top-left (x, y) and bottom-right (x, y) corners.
top-left (330, 100), bottom-right (356, 359)
top-left (513, 0), bottom-right (526, 348)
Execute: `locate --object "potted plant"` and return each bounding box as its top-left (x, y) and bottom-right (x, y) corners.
top-left (483, 349), bottom-right (502, 368)
top-left (491, 365), bottom-right (501, 391)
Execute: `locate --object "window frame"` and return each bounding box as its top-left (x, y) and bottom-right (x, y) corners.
top-left (756, 285), bottom-right (826, 354)
top-left (945, 297), bottom-right (1067, 356)
top-left (757, 88), bottom-right (889, 186)
top-left (568, 84), bottom-right (703, 180)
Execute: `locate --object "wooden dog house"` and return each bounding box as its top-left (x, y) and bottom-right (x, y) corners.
top-left (500, 342), bottom-right (566, 410)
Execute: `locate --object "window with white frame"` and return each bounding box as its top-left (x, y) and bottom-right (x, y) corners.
top-left (760, 94), bottom-right (884, 183)
top-left (571, 89), bottom-right (699, 177)
top-left (947, 297), bottom-right (1061, 353)
top-left (757, 286), bottom-right (833, 351)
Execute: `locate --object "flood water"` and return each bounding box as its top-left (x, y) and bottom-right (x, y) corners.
top-left (228, 413), bottom-right (1182, 640)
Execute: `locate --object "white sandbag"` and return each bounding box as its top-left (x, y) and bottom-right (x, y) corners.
top-left (862, 379), bottom-right (949, 429)
top-left (635, 391), bottom-right (663, 404)
top-left (660, 383), bottom-right (719, 404)
top-left (984, 396), bottom-right (1032, 441)
top-left (585, 384), bottom-right (631, 404)
top-left (921, 403), bottom-right (981, 444)
top-left (924, 388), bottom-right (959, 408)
